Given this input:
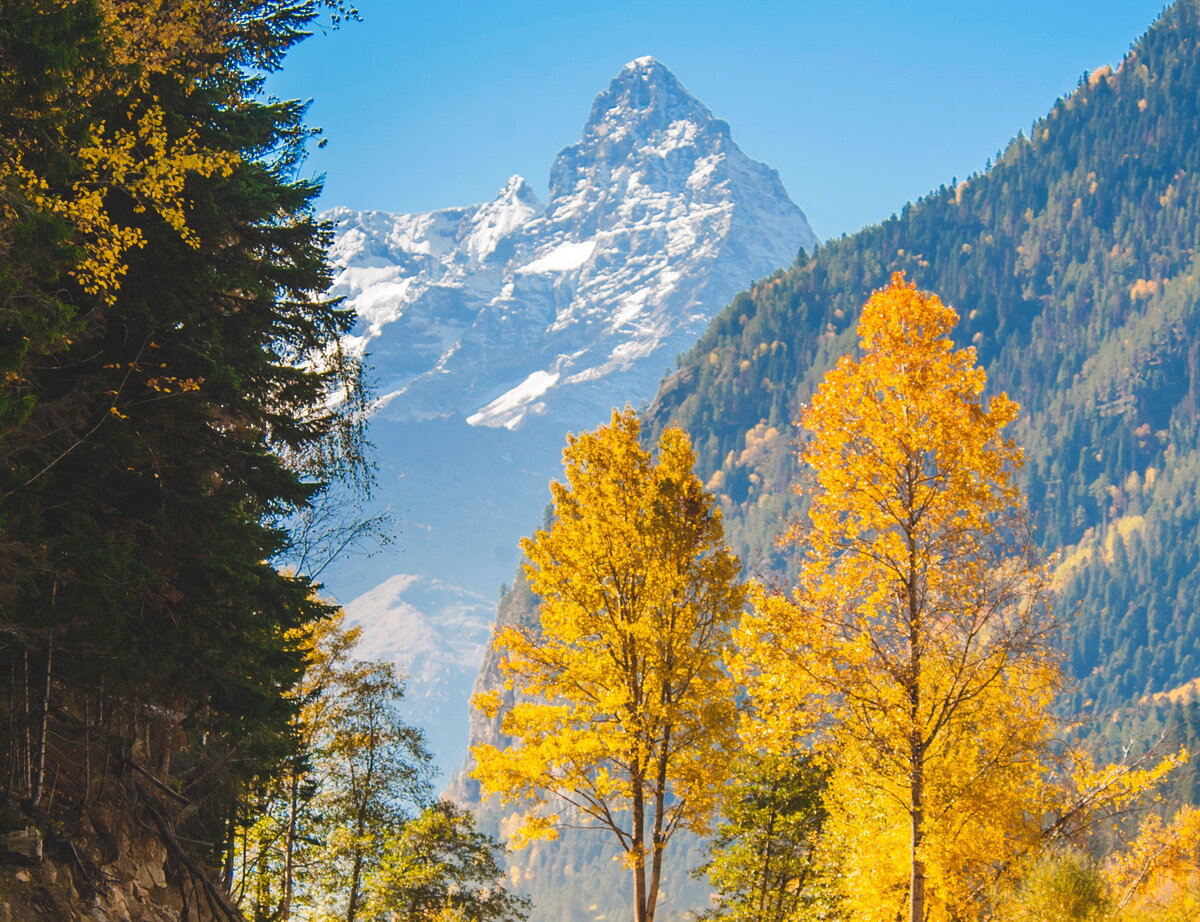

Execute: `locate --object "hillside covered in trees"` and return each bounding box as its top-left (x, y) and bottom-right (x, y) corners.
top-left (648, 0), bottom-right (1200, 734)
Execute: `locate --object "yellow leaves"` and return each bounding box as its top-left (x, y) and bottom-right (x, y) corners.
top-left (736, 276), bottom-right (1069, 922)
top-left (854, 272), bottom-right (960, 358)
top-left (144, 376), bottom-right (202, 394)
top-left (80, 105), bottom-right (238, 240)
top-left (510, 813), bottom-right (559, 849)
top-left (0, 2), bottom-right (243, 305)
top-left (3, 109), bottom-right (238, 301)
top-left (1055, 746), bottom-right (1188, 839)
top-left (1108, 805), bottom-right (1200, 917)
top-left (97, 0), bottom-right (226, 85)
top-left (473, 689), bottom-right (502, 720)
top-left (471, 408), bottom-right (742, 865)
top-left (47, 104), bottom-right (238, 301)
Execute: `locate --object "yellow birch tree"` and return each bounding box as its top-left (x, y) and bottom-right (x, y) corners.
top-left (734, 275), bottom-right (1063, 922)
top-left (1106, 804), bottom-right (1200, 921)
top-left (472, 407), bottom-right (744, 922)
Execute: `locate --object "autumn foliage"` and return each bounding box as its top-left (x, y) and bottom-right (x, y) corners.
top-left (731, 276), bottom-right (1057, 921)
top-left (473, 408), bottom-right (744, 922)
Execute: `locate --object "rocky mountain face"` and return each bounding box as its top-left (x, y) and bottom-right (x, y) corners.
top-left (330, 56), bottom-right (814, 431)
top-left (323, 57), bottom-right (816, 779)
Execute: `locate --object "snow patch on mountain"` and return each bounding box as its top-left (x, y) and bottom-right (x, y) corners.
top-left (517, 240), bottom-right (596, 274)
top-left (466, 370), bottom-right (560, 429)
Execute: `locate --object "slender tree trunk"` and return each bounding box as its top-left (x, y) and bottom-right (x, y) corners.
top-left (347, 849), bottom-right (365, 922)
top-left (21, 649), bottom-right (31, 797)
top-left (280, 768), bottom-right (299, 921)
top-left (5, 657), bottom-right (18, 804)
top-left (221, 806), bottom-right (236, 894)
top-left (910, 757), bottom-right (925, 922)
top-left (759, 779), bottom-right (780, 921)
top-left (631, 778), bottom-right (647, 922)
top-left (906, 487), bottom-right (925, 922)
top-left (29, 645), bottom-right (51, 808)
top-left (347, 776), bottom-right (372, 922)
top-left (646, 793), bottom-right (665, 922)
top-left (645, 730), bottom-right (672, 922)
top-left (81, 693), bottom-right (92, 811)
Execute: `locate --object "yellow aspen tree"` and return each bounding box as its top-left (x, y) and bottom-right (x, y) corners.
top-left (471, 407), bottom-right (744, 922)
top-left (1106, 804), bottom-right (1200, 920)
top-left (735, 275), bottom-right (1062, 922)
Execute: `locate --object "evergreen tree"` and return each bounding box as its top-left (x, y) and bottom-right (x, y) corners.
top-left (0, 0), bottom-right (368, 900)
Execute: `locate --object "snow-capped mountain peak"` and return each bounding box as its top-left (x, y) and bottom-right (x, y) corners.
top-left (328, 57), bottom-right (816, 431)
top-left (576, 54), bottom-right (716, 144)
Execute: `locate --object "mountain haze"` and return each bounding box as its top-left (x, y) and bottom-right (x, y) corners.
top-left (324, 57), bottom-right (816, 776)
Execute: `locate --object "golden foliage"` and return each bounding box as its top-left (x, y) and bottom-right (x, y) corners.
top-left (97, 0), bottom-right (226, 82)
top-left (735, 275), bottom-right (1062, 922)
top-left (1108, 804), bottom-right (1200, 920)
top-left (0, 0), bottom-right (241, 303)
top-left (9, 105), bottom-right (237, 299)
top-left (471, 408), bottom-right (743, 920)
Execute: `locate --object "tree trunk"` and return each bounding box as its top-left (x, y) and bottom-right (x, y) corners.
top-left (910, 760), bottom-right (925, 922)
top-left (760, 778), bottom-right (780, 921)
top-left (347, 849), bottom-right (364, 922)
top-left (280, 768), bottom-right (299, 921)
top-left (28, 645), bottom-right (51, 808)
top-left (5, 658), bottom-right (18, 804)
top-left (646, 799), bottom-right (665, 922)
top-left (221, 807), bottom-right (236, 893)
top-left (645, 731), bottom-right (672, 922)
top-left (631, 780), bottom-right (647, 922)
top-left (906, 465), bottom-right (925, 922)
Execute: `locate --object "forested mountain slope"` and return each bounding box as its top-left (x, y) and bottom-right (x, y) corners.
top-left (647, 0), bottom-right (1200, 730)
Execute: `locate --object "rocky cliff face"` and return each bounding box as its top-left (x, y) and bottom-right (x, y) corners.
top-left (0, 775), bottom-right (232, 922)
top-left (323, 57), bottom-right (816, 781)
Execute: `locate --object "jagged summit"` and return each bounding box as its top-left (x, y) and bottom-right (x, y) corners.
top-left (560, 57), bottom-right (724, 191)
top-left (462, 175), bottom-right (543, 264)
top-left (328, 57), bottom-right (816, 431)
top-left (587, 54), bottom-right (709, 124)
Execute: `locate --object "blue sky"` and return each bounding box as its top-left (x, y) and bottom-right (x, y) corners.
top-left (270, 1), bottom-right (1167, 239)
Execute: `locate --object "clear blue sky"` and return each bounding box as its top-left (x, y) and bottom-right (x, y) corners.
top-left (269, 1), bottom-right (1168, 240)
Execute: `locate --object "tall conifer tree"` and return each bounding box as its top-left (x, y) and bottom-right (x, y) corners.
top-left (0, 0), bottom-right (366, 890)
